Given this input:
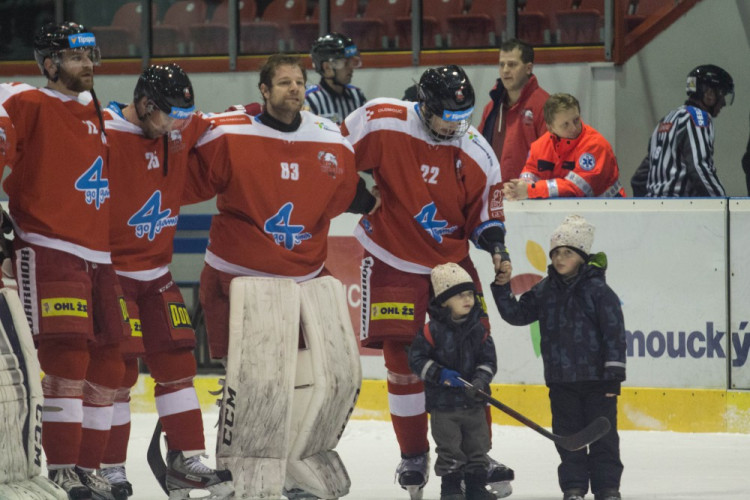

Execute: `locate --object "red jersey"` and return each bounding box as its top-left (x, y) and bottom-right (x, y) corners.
top-left (184, 110), bottom-right (359, 279)
top-left (105, 104), bottom-right (211, 277)
top-left (520, 122), bottom-right (626, 198)
top-left (341, 98), bottom-right (505, 274)
top-left (0, 83), bottom-right (111, 262)
top-left (0, 104), bottom-right (15, 167)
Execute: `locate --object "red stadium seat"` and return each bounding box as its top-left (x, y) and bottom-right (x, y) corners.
top-left (626, 0), bottom-right (672, 33)
top-left (446, 0), bottom-right (504, 48)
top-left (90, 2), bottom-right (154, 58)
top-left (240, 0), bottom-right (308, 54)
top-left (340, 0), bottom-right (410, 51)
top-left (289, 0), bottom-right (361, 53)
top-left (395, 0), bottom-right (464, 49)
top-left (517, 0), bottom-right (569, 45)
top-left (189, 0), bottom-right (256, 55)
top-left (152, 0), bottom-right (208, 56)
top-left (556, 0), bottom-right (603, 44)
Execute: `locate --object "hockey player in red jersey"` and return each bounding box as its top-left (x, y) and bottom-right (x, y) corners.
top-left (99, 64), bottom-right (233, 499)
top-left (183, 54), bottom-right (378, 362)
top-left (341, 65), bottom-right (514, 499)
top-left (0, 22), bottom-right (131, 499)
top-left (503, 93), bottom-right (625, 200)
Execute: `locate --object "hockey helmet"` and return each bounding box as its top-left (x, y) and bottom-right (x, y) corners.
top-left (135, 64), bottom-right (195, 121)
top-left (311, 33), bottom-right (361, 73)
top-left (33, 21), bottom-right (100, 73)
top-left (686, 64), bottom-right (734, 105)
top-left (417, 65), bottom-right (475, 142)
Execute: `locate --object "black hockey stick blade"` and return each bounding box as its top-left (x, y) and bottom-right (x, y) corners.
top-left (146, 420), bottom-right (169, 494)
top-left (458, 378), bottom-right (611, 451)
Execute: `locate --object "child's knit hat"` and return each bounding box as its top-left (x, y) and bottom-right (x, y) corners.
top-left (431, 263), bottom-right (475, 304)
top-left (549, 214), bottom-right (595, 259)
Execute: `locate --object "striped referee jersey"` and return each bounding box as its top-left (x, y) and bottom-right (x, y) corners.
top-left (645, 104), bottom-right (725, 197)
top-left (304, 79), bottom-right (366, 125)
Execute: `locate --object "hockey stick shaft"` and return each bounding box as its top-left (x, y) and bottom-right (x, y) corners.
top-left (458, 378), bottom-right (611, 451)
top-left (146, 420), bottom-right (169, 494)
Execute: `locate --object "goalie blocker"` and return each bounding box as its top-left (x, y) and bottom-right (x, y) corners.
top-left (217, 276), bottom-right (361, 499)
top-left (0, 287), bottom-right (67, 499)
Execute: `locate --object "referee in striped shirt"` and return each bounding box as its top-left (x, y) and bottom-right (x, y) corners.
top-left (304, 33), bottom-right (367, 125)
top-left (633, 64), bottom-right (734, 197)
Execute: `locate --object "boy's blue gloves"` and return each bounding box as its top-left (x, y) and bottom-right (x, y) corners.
top-left (439, 369), bottom-right (464, 387)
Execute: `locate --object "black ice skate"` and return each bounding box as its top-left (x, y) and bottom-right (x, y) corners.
top-left (563, 488), bottom-right (586, 500)
top-left (48, 467), bottom-right (92, 500)
top-left (75, 467), bottom-right (128, 500)
top-left (395, 453), bottom-right (429, 500)
top-left (594, 488), bottom-right (621, 500)
top-left (98, 465), bottom-right (133, 497)
top-left (165, 450), bottom-right (234, 499)
top-left (485, 457), bottom-right (513, 498)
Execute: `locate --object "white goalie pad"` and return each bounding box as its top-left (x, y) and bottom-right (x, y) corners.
top-left (217, 277), bottom-right (300, 500)
top-left (0, 288), bottom-right (65, 498)
top-left (284, 276), bottom-right (362, 499)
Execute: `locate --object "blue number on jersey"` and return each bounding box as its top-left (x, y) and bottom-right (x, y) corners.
top-left (127, 190), bottom-right (178, 241)
top-left (414, 202), bottom-right (456, 243)
top-left (264, 202), bottom-right (311, 250)
top-left (74, 156), bottom-right (110, 209)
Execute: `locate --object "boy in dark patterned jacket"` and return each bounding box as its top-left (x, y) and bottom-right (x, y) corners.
top-left (491, 215), bottom-right (626, 500)
top-left (409, 263), bottom-right (498, 500)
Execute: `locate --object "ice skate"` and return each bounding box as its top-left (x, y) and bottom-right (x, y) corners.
top-left (75, 467), bottom-right (128, 500)
top-left (48, 467), bottom-right (92, 500)
top-left (485, 458), bottom-right (513, 498)
top-left (283, 487), bottom-right (319, 499)
top-left (395, 453), bottom-right (429, 500)
top-left (165, 450), bottom-right (234, 499)
top-left (563, 488), bottom-right (586, 500)
top-left (594, 489), bottom-right (620, 500)
top-left (98, 466), bottom-right (133, 497)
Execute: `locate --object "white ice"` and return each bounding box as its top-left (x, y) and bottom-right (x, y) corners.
top-left (83, 411), bottom-right (750, 499)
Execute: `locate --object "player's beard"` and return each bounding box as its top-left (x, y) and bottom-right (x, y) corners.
top-left (58, 66), bottom-right (94, 93)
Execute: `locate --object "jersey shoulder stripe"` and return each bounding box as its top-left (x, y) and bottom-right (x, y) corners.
top-left (685, 105), bottom-right (711, 128)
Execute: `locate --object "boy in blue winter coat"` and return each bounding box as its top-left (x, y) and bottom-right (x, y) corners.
top-left (492, 215), bottom-right (626, 500)
top-left (409, 263), bottom-right (498, 500)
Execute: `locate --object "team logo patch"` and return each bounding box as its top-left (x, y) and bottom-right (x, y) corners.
top-left (41, 298), bottom-right (88, 318)
top-left (210, 114), bottom-right (252, 126)
top-left (318, 150), bottom-right (343, 178)
top-left (489, 188), bottom-right (505, 220)
top-left (365, 103), bottom-right (407, 121)
top-left (522, 109), bottom-right (534, 125)
top-left (370, 302), bottom-right (415, 321)
top-left (658, 122), bottom-right (673, 134)
top-left (119, 297), bottom-right (130, 323)
top-left (578, 153), bottom-right (596, 171)
top-left (168, 303), bottom-right (192, 329)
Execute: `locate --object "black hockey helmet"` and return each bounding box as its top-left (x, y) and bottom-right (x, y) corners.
top-left (311, 33), bottom-right (361, 73)
top-left (417, 65), bottom-right (475, 141)
top-left (134, 64), bottom-right (195, 119)
top-left (686, 64), bottom-right (734, 105)
top-left (33, 21), bottom-right (100, 72)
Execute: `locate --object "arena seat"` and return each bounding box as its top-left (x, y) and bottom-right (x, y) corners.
top-left (152, 0), bottom-right (208, 56)
top-left (395, 0), bottom-right (464, 49)
top-left (240, 0), bottom-right (308, 54)
top-left (340, 0), bottom-right (410, 51)
top-left (556, 0), bottom-right (603, 44)
top-left (289, 0), bottom-right (361, 53)
top-left (445, 0), bottom-right (503, 48)
top-left (189, 0), bottom-right (256, 55)
top-left (90, 2), bottom-right (153, 58)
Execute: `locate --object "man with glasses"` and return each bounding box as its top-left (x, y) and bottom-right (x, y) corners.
top-left (0, 21), bottom-right (131, 499)
top-left (632, 64), bottom-right (734, 197)
top-left (304, 33), bottom-right (367, 125)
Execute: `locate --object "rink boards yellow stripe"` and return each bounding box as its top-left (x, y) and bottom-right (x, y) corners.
top-left (129, 377), bottom-right (750, 434)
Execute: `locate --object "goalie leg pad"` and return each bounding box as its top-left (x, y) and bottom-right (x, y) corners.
top-left (0, 288), bottom-right (45, 483)
top-left (0, 478), bottom-right (67, 500)
top-left (284, 276), bottom-right (362, 498)
top-left (217, 277), bottom-right (300, 499)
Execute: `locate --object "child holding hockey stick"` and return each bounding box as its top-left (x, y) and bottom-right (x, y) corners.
top-left (492, 214), bottom-right (626, 500)
top-left (408, 262), bottom-right (498, 500)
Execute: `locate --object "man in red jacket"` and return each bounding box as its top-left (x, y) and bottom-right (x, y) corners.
top-left (479, 38), bottom-right (549, 184)
top-left (504, 93), bottom-right (626, 200)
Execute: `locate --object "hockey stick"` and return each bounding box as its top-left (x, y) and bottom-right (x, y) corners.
top-left (146, 420), bottom-right (169, 494)
top-left (458, 378), bottom-right (611, 451)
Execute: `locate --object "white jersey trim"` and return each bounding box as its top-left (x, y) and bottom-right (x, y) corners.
top-left (116, 266), bottom-right (169, 281)
top-left (13, 223), bottom-right (111, 264)
top-left (353, 224), bottom-right (432, 275)
top-left (204, 249), bottom-right (323, 283)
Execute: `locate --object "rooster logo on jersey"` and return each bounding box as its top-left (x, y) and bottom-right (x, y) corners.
top-left (318, 150), bottom-right (342, 178)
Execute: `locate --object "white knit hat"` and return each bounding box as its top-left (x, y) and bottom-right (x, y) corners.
top-left (431, 263), bottom-right (475, 304)
top-left (549, 215), bottom-right (595, 257)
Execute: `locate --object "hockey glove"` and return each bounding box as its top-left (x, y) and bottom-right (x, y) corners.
top-left (0, 209), bottom-right (13, 262)
top-left (605, 364), bottom-right (626, 382)
top-left (466, 372), bottom-right (492, 402)
top-left (439, 369), bottom-right (463, 387)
